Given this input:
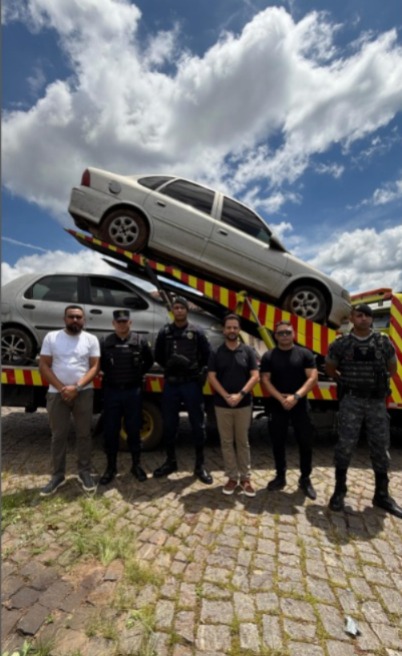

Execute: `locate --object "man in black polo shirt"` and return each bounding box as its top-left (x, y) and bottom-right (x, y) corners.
top-left (208, 314), bottom-right (259, 496)
top-left (260, 320), bottom-right (318, 500)
top-left (99, 309), bottom-right (154, 485)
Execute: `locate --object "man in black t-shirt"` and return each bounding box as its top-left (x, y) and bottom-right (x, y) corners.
top-left (260, 321), bottom-right (318, 499)
top-left (208, 314), bottom-right (259, 496)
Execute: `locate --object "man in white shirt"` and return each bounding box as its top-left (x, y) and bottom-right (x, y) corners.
top-left (39, 305), bottom-right (100, 495)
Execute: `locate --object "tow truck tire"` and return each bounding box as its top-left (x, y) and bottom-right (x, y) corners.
top-left (100, 209), bottom-right (148, 252)
top-left (119, 400), bottom-right (163, 452)
top-left (1, 327), bottom-right (36, 365)
top-left (283, 285), bottom-right (327, 324)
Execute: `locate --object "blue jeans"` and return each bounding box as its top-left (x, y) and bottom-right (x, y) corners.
top-left (103, 386), bottom-right (142, 458)
top-left (162, 380), bottom-right (206, 450)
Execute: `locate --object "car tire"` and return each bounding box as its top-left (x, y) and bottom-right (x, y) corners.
top-left (1, 327), bottom-right (37, 365)
top-left (283, 285), bottom-right (327, 323)
top-left (119, 400), bottom-right (163, 452)
top-left (100, 209), bottom-right (148, 251)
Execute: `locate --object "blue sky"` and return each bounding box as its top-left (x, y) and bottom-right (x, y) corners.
top-left (2, 0), bottom-right (402, 292)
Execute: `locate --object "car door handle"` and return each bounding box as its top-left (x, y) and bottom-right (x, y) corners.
top-left (156, 200), bottom-right (166, 207)
top-left (89, 309), bottom-right (103, 314)
top-left (22, 304), bottom-right (36, 309)
top-left (218, 229), bottom-right (228, 236)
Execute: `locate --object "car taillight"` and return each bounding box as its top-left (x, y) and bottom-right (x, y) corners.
top-left (81, 169), bottom-right (91, 187)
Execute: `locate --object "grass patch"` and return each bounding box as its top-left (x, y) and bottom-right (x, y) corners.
top-left (124, 557), bottom-right (164, 587)
top-left (1, 490), bottom-right (40, 530)
top-left (1, 638), bottom-right (54, 656)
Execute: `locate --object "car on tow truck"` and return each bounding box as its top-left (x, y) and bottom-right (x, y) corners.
top-left (69, 168), bottom-right (351, 327)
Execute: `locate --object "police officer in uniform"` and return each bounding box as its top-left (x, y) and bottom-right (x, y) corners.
top-left (153, 297), bottom-right (213, 484)
top-left (326, 303), bottom-right (402, 518)
top-left (99, 309), bottom-right (154, 485)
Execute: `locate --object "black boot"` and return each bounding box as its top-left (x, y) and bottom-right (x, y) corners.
top-left (329, 468), bottom-right (347, 511)
top-left (99, 455), bottom-right (117, 486)
top-left (373, 472), bottom-right (402, 519)
top-left (131, 454), bottom-right (147, 482)
top-left (194, 447), bottom-right (213, 485)
top-left (153, 447), bottom-right (178, 478)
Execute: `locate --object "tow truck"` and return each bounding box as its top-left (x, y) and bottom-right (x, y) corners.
top-left (2, 233), bottom-right (402, 448)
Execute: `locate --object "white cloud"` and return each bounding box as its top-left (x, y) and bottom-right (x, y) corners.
top-left (308, 225), bottom-right (402, 292)
top-left (1, 249), bottom-right (119, 286)
top-left (372, 176), bottom-right (402, 205)
top-left (2, 2), bottom-right (402, 219)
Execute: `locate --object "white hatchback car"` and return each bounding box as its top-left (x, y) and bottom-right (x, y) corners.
top-left (69, 169), bottom-right (351, 327)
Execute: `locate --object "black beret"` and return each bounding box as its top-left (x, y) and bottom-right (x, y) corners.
top-left (353, 303), bottom-right (373, 317)
top-left (172, 296), bottom-right (189, 309)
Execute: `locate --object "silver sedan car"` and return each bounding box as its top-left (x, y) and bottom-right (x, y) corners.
top-left (1, 273), bottom-right (223, 365)
top-left (69, 169), bottom-right (351, 327)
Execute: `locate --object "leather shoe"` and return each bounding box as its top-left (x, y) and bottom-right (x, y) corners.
top-left (329, 489), bottom-right (346, 511)
top-left (373, 494), bottom-right (402, 519)
top-left (99, 468), bottom-right (116, 485)
top-left (153, 459), bottom-right (178, 478)
top-left (299, 477), bottom-right (317, 500)
top-left (267, 475), bottom-right (286, 491)
top-left (194, 465), bottom-right (213, 485)
top-left (131, 464), bottom-right (147, 482)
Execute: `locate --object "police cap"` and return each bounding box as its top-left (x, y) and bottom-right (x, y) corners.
top-left (113, 309), bottom-right (130, 321)
top-left (353, 303), bottom-right (373, 317)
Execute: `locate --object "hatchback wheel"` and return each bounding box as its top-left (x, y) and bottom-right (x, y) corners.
top-left (283, 285), bottom-right (327, 323)
top-left (1, 327), bottom-right (36, 365)
top-left (100, 209), bottom-right (148, 251)
top-left (119, 400), bottom-right (163, 451)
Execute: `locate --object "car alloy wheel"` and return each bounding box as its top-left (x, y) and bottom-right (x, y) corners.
top-left (100, 209), bottom-right (148, 251)
top-left (283, 285), bottom-right (327, 323)
top-left (1, 327), bottom-right (36, 365)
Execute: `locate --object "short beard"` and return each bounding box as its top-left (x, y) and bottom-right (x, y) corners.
top-left (65, 324), bottom-right (82, 335)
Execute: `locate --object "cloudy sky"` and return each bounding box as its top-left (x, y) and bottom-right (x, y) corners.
top-left (2, 0), bottom-right (402, 294)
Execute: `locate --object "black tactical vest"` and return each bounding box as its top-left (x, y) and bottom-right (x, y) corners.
top-left (102, 332), bottom-right (143, 387)
top-left (164, 324), bottom-right (200, 379)
top-left (336, 332), bottom-right (389, 393)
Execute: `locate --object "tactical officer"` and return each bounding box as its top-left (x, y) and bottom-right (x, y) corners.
top-left (325, 303), bottom-right (402, 518)
top-left (99, 309), bottom-right (154, 485)
top-left (153, 297), bottom-right (213, 484)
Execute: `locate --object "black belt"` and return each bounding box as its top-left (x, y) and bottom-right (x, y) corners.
top-left (344, 389), bottom-right (385, 400)
top-left (166, 375), bottom-right (199, 384)
top-left (105, 383), bottom-right (140, 390)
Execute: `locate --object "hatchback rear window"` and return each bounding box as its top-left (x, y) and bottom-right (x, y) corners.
top-left (138, 176), bottom-right (174, 190)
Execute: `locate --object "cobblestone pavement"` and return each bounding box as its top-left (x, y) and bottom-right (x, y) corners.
top-left (2, 407), bottom-right (402, 656)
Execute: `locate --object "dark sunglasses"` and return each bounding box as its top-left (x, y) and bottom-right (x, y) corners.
top-left (276, 330), bottom-right (292, 336)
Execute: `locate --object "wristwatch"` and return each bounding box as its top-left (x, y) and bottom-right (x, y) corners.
top-left (240, 390), bottom-right (246, 397)
top-left (76, 384), bottom-right (83, 393)
top-left (294, 393), bottom-right (301, 401)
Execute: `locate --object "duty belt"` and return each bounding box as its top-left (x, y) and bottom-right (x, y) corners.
top-left (105, 383), bottom-right (140, 390)
top-left (344, 389), bottom-right (385, 400)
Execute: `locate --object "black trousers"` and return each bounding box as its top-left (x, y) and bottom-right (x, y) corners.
top-left (268, 399), bottom-right (313, 478)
